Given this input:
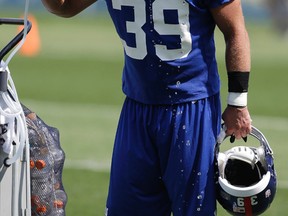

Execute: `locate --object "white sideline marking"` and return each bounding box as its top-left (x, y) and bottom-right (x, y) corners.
top-left (24, 100), bottom-right (288, 131)
top-left (65, 159), bottom-right (288, 189)
top-left (252, 116), bottom-right (288, 131)
top-left (23, 99), bottom-right (288, 129)
top-left (65, 159), bottom-right (111, 172)
top-left (23, 100), bottom-right (288, 188)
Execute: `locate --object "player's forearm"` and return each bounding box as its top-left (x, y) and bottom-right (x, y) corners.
top-left (225, 29), bottom-right (251, 72)
top-left (210, 0), bottom-right (251, 72)
top-left (224, 29), bottom-right (251, 108)
top-left (222, 29), bottom-right (252, 137)
top-left (41, 0), bottom-right (97, 17)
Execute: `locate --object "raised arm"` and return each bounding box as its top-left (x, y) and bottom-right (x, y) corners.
top-left (41, 0), bottom-right (97, 18)
top-left (210, 0), bottom-right (252, 139)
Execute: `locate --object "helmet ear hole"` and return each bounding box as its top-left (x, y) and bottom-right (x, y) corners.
top-left (224, 159), bottom-right (266, 187)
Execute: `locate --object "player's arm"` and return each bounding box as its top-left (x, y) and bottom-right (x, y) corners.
top-left (210, 0), bottom-right (252, 139)
top-left (41, 0), bottom-right (97, 17)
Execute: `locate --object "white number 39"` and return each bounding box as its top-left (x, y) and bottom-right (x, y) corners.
top-left (237, 196), bottom-right (258, 207)
top-left (111, 0), bottom-right (192, 61)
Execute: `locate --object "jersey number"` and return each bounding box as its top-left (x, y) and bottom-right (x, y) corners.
top-left (237, 196), bottom-right (258, 207)
top-left (111, 0), bottom-right (192, 61)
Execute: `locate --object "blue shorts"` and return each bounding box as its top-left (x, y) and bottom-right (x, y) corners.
top-left (106, 94), bottom-right (221, 216)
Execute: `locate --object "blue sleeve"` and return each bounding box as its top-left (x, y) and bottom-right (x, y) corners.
top-left (185, 0), bottom-right (234, 9)
top-left (203, 0), bottom-right (234, 8)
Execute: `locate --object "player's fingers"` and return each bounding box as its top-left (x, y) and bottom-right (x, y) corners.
top-left (242, 136), bottom-right (247, 142)
top-left (246, 123), bottom-right (252, 134)
top-left (230, 135), bottom-right (235, 143)
top-left (239, 125), bottom-right (252, 140)
top-left (225, 127), bottom-right (234, 136)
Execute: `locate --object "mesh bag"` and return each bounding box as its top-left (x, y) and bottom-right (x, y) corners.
top-left (22, 105), bottom-right (67, 216)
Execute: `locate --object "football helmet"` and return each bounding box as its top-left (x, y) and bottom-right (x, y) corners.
top-left (215, 126), bottom-right (277, 216)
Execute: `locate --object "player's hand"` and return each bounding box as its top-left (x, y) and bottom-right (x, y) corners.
top-left (222, 105), bottom-right (252, 142)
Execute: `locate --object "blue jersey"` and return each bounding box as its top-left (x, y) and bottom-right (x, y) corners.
top-left (105, 0), bottom-right (231, 104)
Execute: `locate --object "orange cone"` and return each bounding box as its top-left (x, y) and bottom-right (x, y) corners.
top-left (18, 14), bottom-right (41, 57)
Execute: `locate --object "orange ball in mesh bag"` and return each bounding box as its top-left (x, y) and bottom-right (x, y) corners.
top-left (31, 195), bottom-right (40, 207)
top-left (54, 199), bottom-right (64, 208)
top-left (30, 160), bottom-right (35, 169)
top-left (36, 206), bottom-right (47, 214)
top-left (35, 160), bottom-right (46, 170)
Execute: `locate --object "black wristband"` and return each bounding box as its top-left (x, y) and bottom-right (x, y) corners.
top-left (228, 71), bottom-right (249, 93)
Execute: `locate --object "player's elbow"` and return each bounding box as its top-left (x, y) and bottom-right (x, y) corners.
top-left (42, 4), bottom-right (80, 18)
top-left (48, 9), bottom-right (79, 18)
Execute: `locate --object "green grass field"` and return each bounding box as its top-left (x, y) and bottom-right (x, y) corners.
top-left (1, 10), bottom-right (288, 215)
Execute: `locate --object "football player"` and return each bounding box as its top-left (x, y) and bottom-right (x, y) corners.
top-left (41, 0), bottom-right (252, 215)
